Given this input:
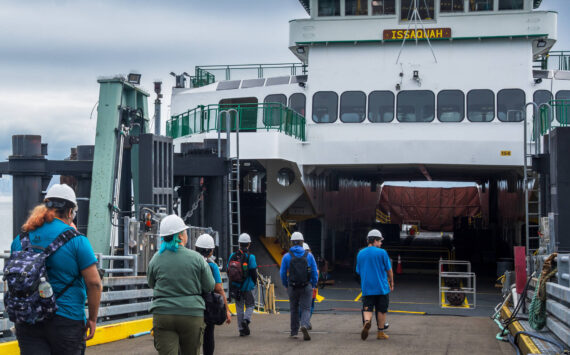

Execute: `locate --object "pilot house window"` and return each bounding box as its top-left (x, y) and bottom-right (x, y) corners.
top-left (397, 91), bottom-right (435, 122)
top-left (401, 0), bottom-right (435, 21)
top-left (555, 91), bottom-right (570, 124)
top-left (318, 0), bottom-right (341, 16)
top-left (499, 0), bottom-right (524, 10)
top-left (312, 91), bottom-right (338, 123)
top-left (497, 89), bottom-right (525, 122)
top-left (470, 0), bottom-right (493, 11)
top-left (264, 94), bottom-right (287, 126)
top-left (440, 0), bottom-right (464, 13)
top-left (372, 0), bottom-right (396, 15)
top-left (346, 0), bottom-right (368, 15)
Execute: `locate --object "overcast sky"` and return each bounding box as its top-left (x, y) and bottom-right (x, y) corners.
top-left (0, 0), bottom-right (568, 177)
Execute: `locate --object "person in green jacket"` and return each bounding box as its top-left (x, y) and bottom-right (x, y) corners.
top-left (147, 215), bottom-right (215, 355)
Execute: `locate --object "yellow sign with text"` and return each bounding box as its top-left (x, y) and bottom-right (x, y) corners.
top-left (383, 28), bottom-right (452, 40)
top-left (501, 150), bottom-right (512, 156)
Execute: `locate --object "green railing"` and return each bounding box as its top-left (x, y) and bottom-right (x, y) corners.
top-left (536, 100), bottom-right (570, 138)
top-left (167, 103), bottom-right (306, 141)
top-left (190, 68), bottom-right (215, 88)
top-left (536, 51), bottom-right (570, 71)
top-left (194, 63), bottom-right (307, 81)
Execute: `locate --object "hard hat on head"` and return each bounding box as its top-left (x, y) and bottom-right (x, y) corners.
top-left (291, 232), bottom-right (304, 241)
top-left (303, 242), bottom-right (310, 251)
top-left (45, 184), bottom-right (77, 207)
top-left (367, 229), bottom-right (383, 240)
top-left (238, 233), bottom-right (251, 244)
top-left (195, 233), bottom-right (215, 249)
top-left (159, 214), bottom-right (189, 237)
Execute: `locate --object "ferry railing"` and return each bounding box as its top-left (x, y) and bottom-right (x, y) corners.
top-left (95, 253), bottom-right (138, 276)
top-left (536, 51), bottom-right (570, 71)
top-left (190, 67), bottom-right (216, 88)
top-left (194, 63), bottom-right (307, 81)
top-left (167, 103), bottom-right (306, 141)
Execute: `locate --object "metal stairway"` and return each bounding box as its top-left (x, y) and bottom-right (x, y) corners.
top-left (524, 103), bottom-right (543, 256)
top-left (228, 157), bottom-right (241, 252)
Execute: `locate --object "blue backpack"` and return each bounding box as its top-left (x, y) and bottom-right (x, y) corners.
top-left (3, 229), bottom-right (80, 324)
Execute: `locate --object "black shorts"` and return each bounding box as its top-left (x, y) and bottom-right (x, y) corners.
top-left (362, 294), bottom-right (389, 313)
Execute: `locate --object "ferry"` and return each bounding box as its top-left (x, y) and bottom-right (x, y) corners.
top-left (2, 0), bottom-right (570, 353)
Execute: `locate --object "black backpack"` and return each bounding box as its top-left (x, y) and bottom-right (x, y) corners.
top-left (288, 250), bottom-right (310, 288)
top-left (203, 291), bottom-right (226, 325)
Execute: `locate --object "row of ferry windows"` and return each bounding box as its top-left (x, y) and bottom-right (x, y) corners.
top-left (262, 90), bottom-right (570, 124)
top-left (319, 0), bottom-right (524, 18)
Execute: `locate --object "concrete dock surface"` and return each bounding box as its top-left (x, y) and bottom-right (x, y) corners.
top-left (87, 312), bottom-right (512, 355)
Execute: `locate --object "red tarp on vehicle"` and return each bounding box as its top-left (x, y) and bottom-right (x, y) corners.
top-left (377, 186), bottom-right (482, 232)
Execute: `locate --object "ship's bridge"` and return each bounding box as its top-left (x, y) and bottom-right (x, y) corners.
top-left (291, 0), bottom-right (556, 62)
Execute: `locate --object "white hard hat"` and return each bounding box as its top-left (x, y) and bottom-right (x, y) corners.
top-left (159, 214), bottom-right (189, 237)
top-left (367, 229), bottom-right (383, 240)
top-left (195, 233), bottom-right (215, 249)
top-left (291, 232), bottom-right (304, 241)
top-left (45, 184), bottom-right (77, 207)
top-left (238, 233), bottom-right (251, 243)
top-left (303, 242), bottom-right (310, 251)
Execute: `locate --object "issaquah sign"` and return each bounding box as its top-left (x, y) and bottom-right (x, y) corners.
top-left (383, 28), bottom-right (452, 40)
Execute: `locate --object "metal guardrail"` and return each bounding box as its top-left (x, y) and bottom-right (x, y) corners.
top-left (167, 103), bottom-right (306, 141)
top-left (438, 260), bottom-right (476, 309)
top-left (536, 51), bottom-right (570, 71)
top-left (194, 63), bottom-right (307, 82)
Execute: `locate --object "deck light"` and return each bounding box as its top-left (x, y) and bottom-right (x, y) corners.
top-left (296, 46), bottom-right (305, 54)
top-left (127, 73), bottom-right (141, 85)
top-left (537, 39), bottom-right (547, 48)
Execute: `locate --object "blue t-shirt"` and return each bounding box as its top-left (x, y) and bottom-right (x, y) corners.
top-left (11, 219), bottom-right (98, 321)
top-left (227, 251), bottom-right (257, 291)
top-left (356, 246), bottom-right (392, 296)
top-left (208, 261), bottom-right (222, 284)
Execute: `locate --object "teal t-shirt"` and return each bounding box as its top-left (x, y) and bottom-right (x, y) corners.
top-left (356, 246), bottom-right (392, 296)
top-left (227, 252), bottom-right (257, 291)
top-left (208, 261), bottom-right (222, 284)
top-left (11, 219), bottom-right (98, 321)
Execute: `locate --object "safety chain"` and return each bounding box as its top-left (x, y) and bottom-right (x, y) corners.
top-left (183, 188), bottom-right (205, 221)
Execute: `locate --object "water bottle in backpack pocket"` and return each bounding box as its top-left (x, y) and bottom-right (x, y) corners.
top-left (227, 251), bottom-right (249, 284)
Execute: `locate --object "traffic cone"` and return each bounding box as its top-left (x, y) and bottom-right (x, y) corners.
top-left (396, 255), bottom-right (403, 274)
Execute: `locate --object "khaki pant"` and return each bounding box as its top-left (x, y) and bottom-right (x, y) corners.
top-left (153, 314), bottom-right (205, 355)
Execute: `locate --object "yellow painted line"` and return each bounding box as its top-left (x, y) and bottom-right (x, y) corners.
top-left (228, 302), bottom-right (268, 315)
top-left (0, 317), bottom-right (155, 354)
top-left (259, 236), bottom-right (285, 267)
top-left (500, 305), bottom-right (541, 354)
top-left (441, 292), bottom-right (470, 308)
top-left (354, 292), bottom-right (362, 302)
top-left (388, 310), bottom-right (426, 315)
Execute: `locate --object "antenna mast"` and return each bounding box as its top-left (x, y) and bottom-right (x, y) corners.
top-left (396, 0), bottom-right (438, 64)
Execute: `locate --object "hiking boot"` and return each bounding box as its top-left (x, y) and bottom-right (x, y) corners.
top-left (307, 323), bottom-right (312, 331)
top-left (242, 320), bottom-right (250, 336)
top-left (300, 326), bottom-right (311, 341)
top-left (361, 320), bottom-right (371, 341)
top-left (377, 331), bottom-right (389, 340)
top-left (239, 329), bottom-right (246, 337)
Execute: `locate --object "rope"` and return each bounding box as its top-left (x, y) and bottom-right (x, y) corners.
top-left (528, 253), bottom-right (557, 330)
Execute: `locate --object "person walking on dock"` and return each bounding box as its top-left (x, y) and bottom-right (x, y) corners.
top-left (280, 232), bottom-right (318, 340)
top-left (5, 184), bottom-right (102, 355)
top-left (356, 229), bottom-right (394, 341)
top-left (227, 233), bottom-right (258, 336)
top-left (195, 233), bottom-right (231, 355)
top-left (147, 215), bottom-right (215, 355)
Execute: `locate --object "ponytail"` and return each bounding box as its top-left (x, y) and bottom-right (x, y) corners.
top-left (21, 205), bottom-right (56, 232)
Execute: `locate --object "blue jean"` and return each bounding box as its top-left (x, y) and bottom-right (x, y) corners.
top-left (287, 284), bottom-right (312, 334)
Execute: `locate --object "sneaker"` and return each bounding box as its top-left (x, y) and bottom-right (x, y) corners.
top-left (307, 323), bottom-right (312, 331)
top-left (300, 326), bottom-right (311, 341)
top-left (361, 320), bottom-right (371, 341)
top-left (377, 331), bottom-right (389, 340)
top-left (242, 320), bottom-right (250, 336)
top-left (239, 329), bottom-right (246, 337)
top-left (290, 332), bottom-right (298, 338)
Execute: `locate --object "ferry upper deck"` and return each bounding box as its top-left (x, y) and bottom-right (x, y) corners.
top-left (169, 0), bottom-right (569, 184)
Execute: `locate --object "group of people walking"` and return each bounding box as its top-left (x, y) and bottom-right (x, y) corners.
top-left (5, 183), bottom-right (394, 355)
